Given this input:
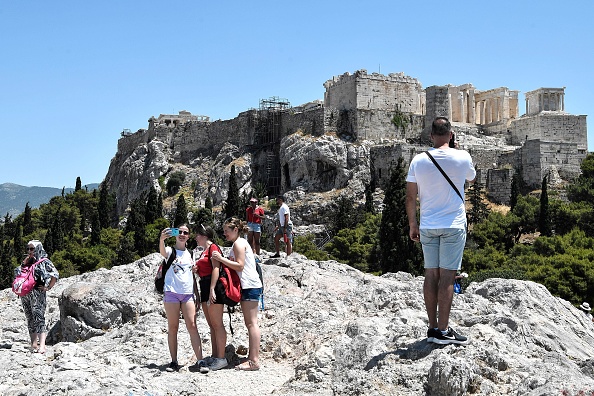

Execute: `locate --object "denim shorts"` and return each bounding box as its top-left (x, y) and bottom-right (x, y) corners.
top-left (275, 224), bottom-right (293, 243)
top-left (247, 222), bottom-right (262, 233)
top-left (241, 287), bottom-right (263, 302)
top-left (163, 291), bottom-right (194, 303)
top-left (420, 228), bottom-right (466, 271)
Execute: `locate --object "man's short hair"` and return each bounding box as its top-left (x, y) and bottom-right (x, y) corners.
top-left (432, 117), bottom-right (451, 136)
top-left (276, 195), bottom-right (285, 202)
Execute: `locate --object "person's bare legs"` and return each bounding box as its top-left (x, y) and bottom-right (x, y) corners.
top-left (286, 239), bottom-right (292, 256)
top-left (253, 232), bottom-right (261, 255)
top-left (37, 332), bottom-right (47, 354)
top-left (30, 332), bottom-right (38, 350)
top-left (437, 268), bottom-right (456, 331)
top-left (274, 233), bottom-right (281, 255)
top-left (247, 231), bottom-right (255, 252)
top-left (164, 302), bottom-right (181, 362)
top-left (181, 300), bottom-right (203, 360)
top-left (240, 300), bottom-right (261, 365)
top-left (424, 268), bottom-right (439, 329)
top-left (206, 303), bottom-right (226, 359)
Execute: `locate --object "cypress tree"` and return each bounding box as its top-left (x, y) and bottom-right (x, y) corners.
top-left (125, 198), bottom-right (147, 255)
top-left (90, 212), bottom-right (101, 245)
top-left (23, 202), bottom-right (34, 236)
top-left (0, 241), bottom-right (13, 290)
top-left (98, 183), bottom-right (110, 229)
top-left (145, 186), bottom-right (160, 224)
top-left (539, 174), bottom-right (552, 237)
top-left (12, 219), bottom-right (23, 260)
top-left (224, 165), bottom-right (240, 219)
top-left (157, 192), bottom-right (164, 220)
top-left (75, 177), bottom-right (82, 192)
top-left (467, 181), bottom-right (490, 226)
top-left (174, 195), bottom-right (188, 227)
top-left (378, 157), bottom-right (422, 275)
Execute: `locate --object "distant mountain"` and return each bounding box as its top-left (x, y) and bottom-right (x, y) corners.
top-left (0, 183), bottom-right (99, 219)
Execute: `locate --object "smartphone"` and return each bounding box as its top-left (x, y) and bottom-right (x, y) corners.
top-left (449, 133), bottom-right (456, 148)
top-left (170, 228), bottom-right (179, 236)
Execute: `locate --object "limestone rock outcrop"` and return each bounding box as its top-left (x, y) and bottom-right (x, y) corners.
top-left (2, 253), bottom-right (594, 395)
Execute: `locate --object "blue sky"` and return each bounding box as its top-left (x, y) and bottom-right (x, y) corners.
top-left (1, 1), bottom-right (593, 188)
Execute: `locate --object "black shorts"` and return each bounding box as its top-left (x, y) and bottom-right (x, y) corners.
top-left (199, 276), bottom-right (224, 304)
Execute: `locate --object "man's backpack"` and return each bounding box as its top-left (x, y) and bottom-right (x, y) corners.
top-left (155, 249), bottom-right (177, 294)
top-left (214, 263), bottom-right (242, 307)
top-left (12, 258), bottom-right (46, 297)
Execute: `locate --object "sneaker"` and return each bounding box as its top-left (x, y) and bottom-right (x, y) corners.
top-left (271, 253), bottom-right (281, 258)
top-left (432, 327), bottom-right (470, 345)
top-left (205, 356), bottom-right (215, 365)
top-left (165, 361), bottom-right (180, 372)
top-left (426, 328), bottom-right (441, 343)
top-left (189, 359), bottom-right (209, 373)
top-left (198, 360), bottom-right (210, 374)
top-left (208, 358), bottom-right (228, 371)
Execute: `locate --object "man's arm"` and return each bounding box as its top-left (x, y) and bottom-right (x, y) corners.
top-left (405, 182), bottom-right (420, 242)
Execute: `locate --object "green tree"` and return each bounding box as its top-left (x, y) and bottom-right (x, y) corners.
top-left (224, 165), bottom-right (240, 219)
top-left (510, 167), bottom-right (527, 211)
top-left (378, 157), bottom-right (422, 275)
top-left (567, 152), bottom-right (594, 203)
top-left (12, 218), bottom-right (23, 260)
top-left (22, 202), bottom-right (34, 236)
top-left (145, 186), bottom-right (160, 224)
top-left (331, 196), bottom-right (362, 233)
top-left (75, 176), bottom-right (82, 192)
top-left (166, 171), bottom-right (186, 195)
top-left (0, 241), bottom-right (15, 290)
top-left (467, 181), bottom-right (490, 226)
top-left (539, 175), bottom-right (552, 237)
top-left (174, 195), bottom-right (188, 227)
top-left (90, 212), bottom-right (101, 245)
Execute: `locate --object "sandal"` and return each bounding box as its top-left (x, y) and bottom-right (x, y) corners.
top-left (235, 360), bottom-right (260, 371)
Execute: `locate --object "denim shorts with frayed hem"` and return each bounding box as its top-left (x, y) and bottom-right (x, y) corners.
top-left (420, 228), bottom-right (466, 271)
top-left (241, 287), bottom-right (263, 302)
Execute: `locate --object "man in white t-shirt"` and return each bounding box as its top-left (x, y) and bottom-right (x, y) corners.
top-left (406, 116), bottom-right (476, 346)
top-left (272, 195), bottom-right (292, 258)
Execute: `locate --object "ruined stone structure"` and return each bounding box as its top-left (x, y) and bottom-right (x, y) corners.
top-left (111, 69), bottom-right (588, 210)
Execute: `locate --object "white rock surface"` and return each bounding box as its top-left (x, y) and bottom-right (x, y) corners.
top-left (1, 253), bottom-right (594, 395)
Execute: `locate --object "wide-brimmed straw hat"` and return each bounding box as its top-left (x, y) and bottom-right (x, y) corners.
top-left (580, 302), bottom-right (591, 312)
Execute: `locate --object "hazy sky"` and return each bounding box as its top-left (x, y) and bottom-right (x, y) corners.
top-left (1, 1), bottom-right (592, 188)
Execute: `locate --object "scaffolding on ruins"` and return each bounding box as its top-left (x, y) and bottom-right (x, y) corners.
top-left (253, 96), bottom-right (291, 195)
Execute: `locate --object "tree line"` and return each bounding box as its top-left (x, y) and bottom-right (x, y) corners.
top-left (3, 154), bottom-right (594, 308)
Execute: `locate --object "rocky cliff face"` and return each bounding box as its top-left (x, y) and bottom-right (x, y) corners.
top-left (2, 253), bottom-right (594, 395)
top-left (104, 129), bottom-right (372, 228)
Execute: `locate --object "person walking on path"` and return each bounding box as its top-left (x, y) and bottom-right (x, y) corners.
top-left (405, 116), bottom-right (476, 345)
top-left (272, 195), bottom-right (292, 258)
top-left (15, 240), bottom-right (59, 354)
top-left (159, 224), bottom-right (207, 372)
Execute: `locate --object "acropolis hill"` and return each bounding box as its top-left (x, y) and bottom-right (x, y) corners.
top-left (107, 69), bottom-right (588, 215)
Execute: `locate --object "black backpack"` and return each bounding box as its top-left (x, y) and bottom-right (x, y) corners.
top-left (155, 249), bottom-right (177, 293)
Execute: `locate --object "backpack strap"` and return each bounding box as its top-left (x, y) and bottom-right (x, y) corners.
top-left (425, 151), bottom-right (464, 202)
top-left (163, 248), bottom-right (177, 276)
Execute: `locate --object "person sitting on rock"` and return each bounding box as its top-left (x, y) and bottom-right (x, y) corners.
top-left (579, 302), bottom-right (594, 323)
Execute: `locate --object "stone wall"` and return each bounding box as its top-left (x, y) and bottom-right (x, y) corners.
top-left (487, 168), bottom-right (514, 204)
top-left (511, 113), bottom-right (587, 147)
top-left (324, 69), bottom-right (424, 113)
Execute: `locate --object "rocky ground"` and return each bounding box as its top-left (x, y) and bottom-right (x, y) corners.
top-left (1, 251), bottom-right (594, 395)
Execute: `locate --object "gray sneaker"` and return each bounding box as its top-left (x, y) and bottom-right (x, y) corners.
top-left (208, 358), bottom-right (228, 371)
